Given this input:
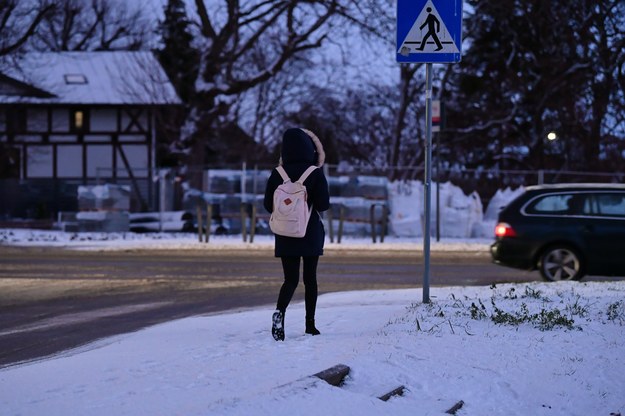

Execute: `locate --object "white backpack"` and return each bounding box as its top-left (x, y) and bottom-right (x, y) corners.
top-left (269, 165), bottom-right (317, 238)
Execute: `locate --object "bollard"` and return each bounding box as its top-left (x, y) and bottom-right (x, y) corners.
top-left (337, 204), bottom-right (345, 244)
top-left (196, 204), bottom-right (203, 243)
top-left (249, 204), bottom-right (257, 243)
top-left (381, 205), bottom-right (388, 242)
top-left (205, 203), bottom-right (212, 243)
top-left (240, 203), bottom-right (248, 242)
top-left (370, 204), bottom-right (377, 243)
top-left (370, 203), bottom-right (389, 243)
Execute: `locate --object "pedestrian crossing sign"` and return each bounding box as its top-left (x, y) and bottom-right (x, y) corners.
top-left (396, 0), bottom-right (463, 63)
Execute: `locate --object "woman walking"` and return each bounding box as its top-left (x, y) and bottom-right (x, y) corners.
top-left (264, 128), bottom-right (330, 341)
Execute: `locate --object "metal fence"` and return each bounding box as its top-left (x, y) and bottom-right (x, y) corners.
top-left (180, 163), bottom-right (625, 202)
top-left (176, 164), bottom-right (625, 241)
top-left (2, 165), bottom-right (623, 234)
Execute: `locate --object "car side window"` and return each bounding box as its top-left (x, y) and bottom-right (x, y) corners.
top-left (595, 193), bottom-right (625, 217)
top-left (527, 194), bottom-right (569, 214)
top-left (526, 193), bottom-right (589, 215)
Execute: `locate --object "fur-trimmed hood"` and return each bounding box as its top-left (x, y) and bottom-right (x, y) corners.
top-left (279, 128), bottom-right (326, 167)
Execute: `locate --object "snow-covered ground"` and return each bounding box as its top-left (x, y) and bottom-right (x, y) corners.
top-left (0, 228), bottom-right (492, 252)
top-left (1, 230), bottom-right (624, 416)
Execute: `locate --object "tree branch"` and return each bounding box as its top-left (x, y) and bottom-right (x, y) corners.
top-left (0, 2), bottom-right (56, 55)
top-left (195, 0), bottom-right (216, 39)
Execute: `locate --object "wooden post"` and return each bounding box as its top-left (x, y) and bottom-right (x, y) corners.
top-left (370, 204), bottom-right (378, 243)
top-left (313, 364), bottom-right (350, 387)
top-left (378, 385), bottom-right (405, 401)
top-left (370, 203), bottom-right (389, 244)
top-left (205, 203), bottom-right (212, 243)
top-left (338, 205), bottom-right (344, 244)
top-left (445, 400), bottom-right (465, 414)
top-left (249, 204), bottom-right (257, 243)
top-left (196, 204), bottom-right (203, 243)
top-left (240, 203), bottom-right (248, 242)
top-left (381, 204), bottom-right (388, 243)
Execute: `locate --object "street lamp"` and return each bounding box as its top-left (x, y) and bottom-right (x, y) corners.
top-left (539, 131), bottom-right (558, 184)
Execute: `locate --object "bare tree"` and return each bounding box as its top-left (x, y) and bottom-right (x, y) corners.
top-left (30, 0), bottom-right (151, 51)
top-left (0, 0), bottom-right (55, 56)
top-left (0, 0), bottom-right (56, 181)
top-left (237, 56), bottom-right (313, 153)
top-left (181, 0), bottom-right (390, 166)
top-left (215, 0), bottom-right (435, 179)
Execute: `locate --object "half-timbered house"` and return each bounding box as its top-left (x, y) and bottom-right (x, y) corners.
top-left (0, 52), bottom-right (181, 223)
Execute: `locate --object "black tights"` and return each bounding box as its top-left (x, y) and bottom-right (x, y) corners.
top-left (276, 256), bottom-right (319, 319)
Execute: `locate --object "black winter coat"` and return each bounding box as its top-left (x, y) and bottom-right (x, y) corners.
top-left (264, 129), bottom-right (330, 257)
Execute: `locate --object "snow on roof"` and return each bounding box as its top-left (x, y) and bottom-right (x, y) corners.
top-left (0, 51), bottom-right (181, 105)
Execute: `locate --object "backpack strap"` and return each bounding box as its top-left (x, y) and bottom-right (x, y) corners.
top-left (275, 166), bottom-right (290, 183)
top-left (296, 166), bottom-right (318, 184)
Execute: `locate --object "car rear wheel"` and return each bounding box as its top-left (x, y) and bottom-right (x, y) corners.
top-left (538, 246), bottom-right (584, 281)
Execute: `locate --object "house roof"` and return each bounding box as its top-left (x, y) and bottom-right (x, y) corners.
top-left (0, 51), bottom-right (182, 106)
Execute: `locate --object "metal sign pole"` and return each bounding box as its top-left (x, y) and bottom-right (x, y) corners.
top-left (423, 62), bottom-right (433, 303)
top-left (432, 100), bottom-right (441, 242)
top-left (396, 0), bottom-right (462, 304)
top-left (435, 130), bottom-right (440, 242)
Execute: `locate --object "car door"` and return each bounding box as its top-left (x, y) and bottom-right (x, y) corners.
top-left (581, 192), bottom-right (625, 275)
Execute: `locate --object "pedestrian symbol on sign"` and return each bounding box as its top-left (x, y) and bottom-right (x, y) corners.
top-left (418, 7), bottom-right (442, 51)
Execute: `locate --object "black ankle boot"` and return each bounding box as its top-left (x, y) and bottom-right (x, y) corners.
top-left (272, 310), bottom-right (285, 341)
top-left (305, 318), bottom-right (320, 335)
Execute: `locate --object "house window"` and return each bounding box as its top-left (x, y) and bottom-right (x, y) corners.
top-left (0, 147), bottom-right (21, 179)
top-left (70, 109), bottom-right (89, 133)
top-left (57, 145), bottom-right (83, 178)
top-left (26, 145), bottom-right (53, 177)
top-left (7, 107), bottom-right (27, 134)
top-left (86, 145), bottom-right (112, 177)
top-left (75, 111), bottom-right (84, 129)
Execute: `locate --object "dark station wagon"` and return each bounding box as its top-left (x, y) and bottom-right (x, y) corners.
top-left (490, 183), bottom-right (625, 281)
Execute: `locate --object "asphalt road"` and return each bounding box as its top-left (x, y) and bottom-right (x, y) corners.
top-left (0, 244), bottom-right (594, 367)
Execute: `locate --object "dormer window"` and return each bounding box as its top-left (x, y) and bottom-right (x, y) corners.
top-left (64, 74), bottom-right (88, 84)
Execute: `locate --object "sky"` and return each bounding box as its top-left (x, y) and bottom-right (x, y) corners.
top-left (1, 230), bottom-right (624, 416)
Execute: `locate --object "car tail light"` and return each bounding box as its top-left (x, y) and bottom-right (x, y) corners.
top-left (495, 222), bottom-right (516, 238)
